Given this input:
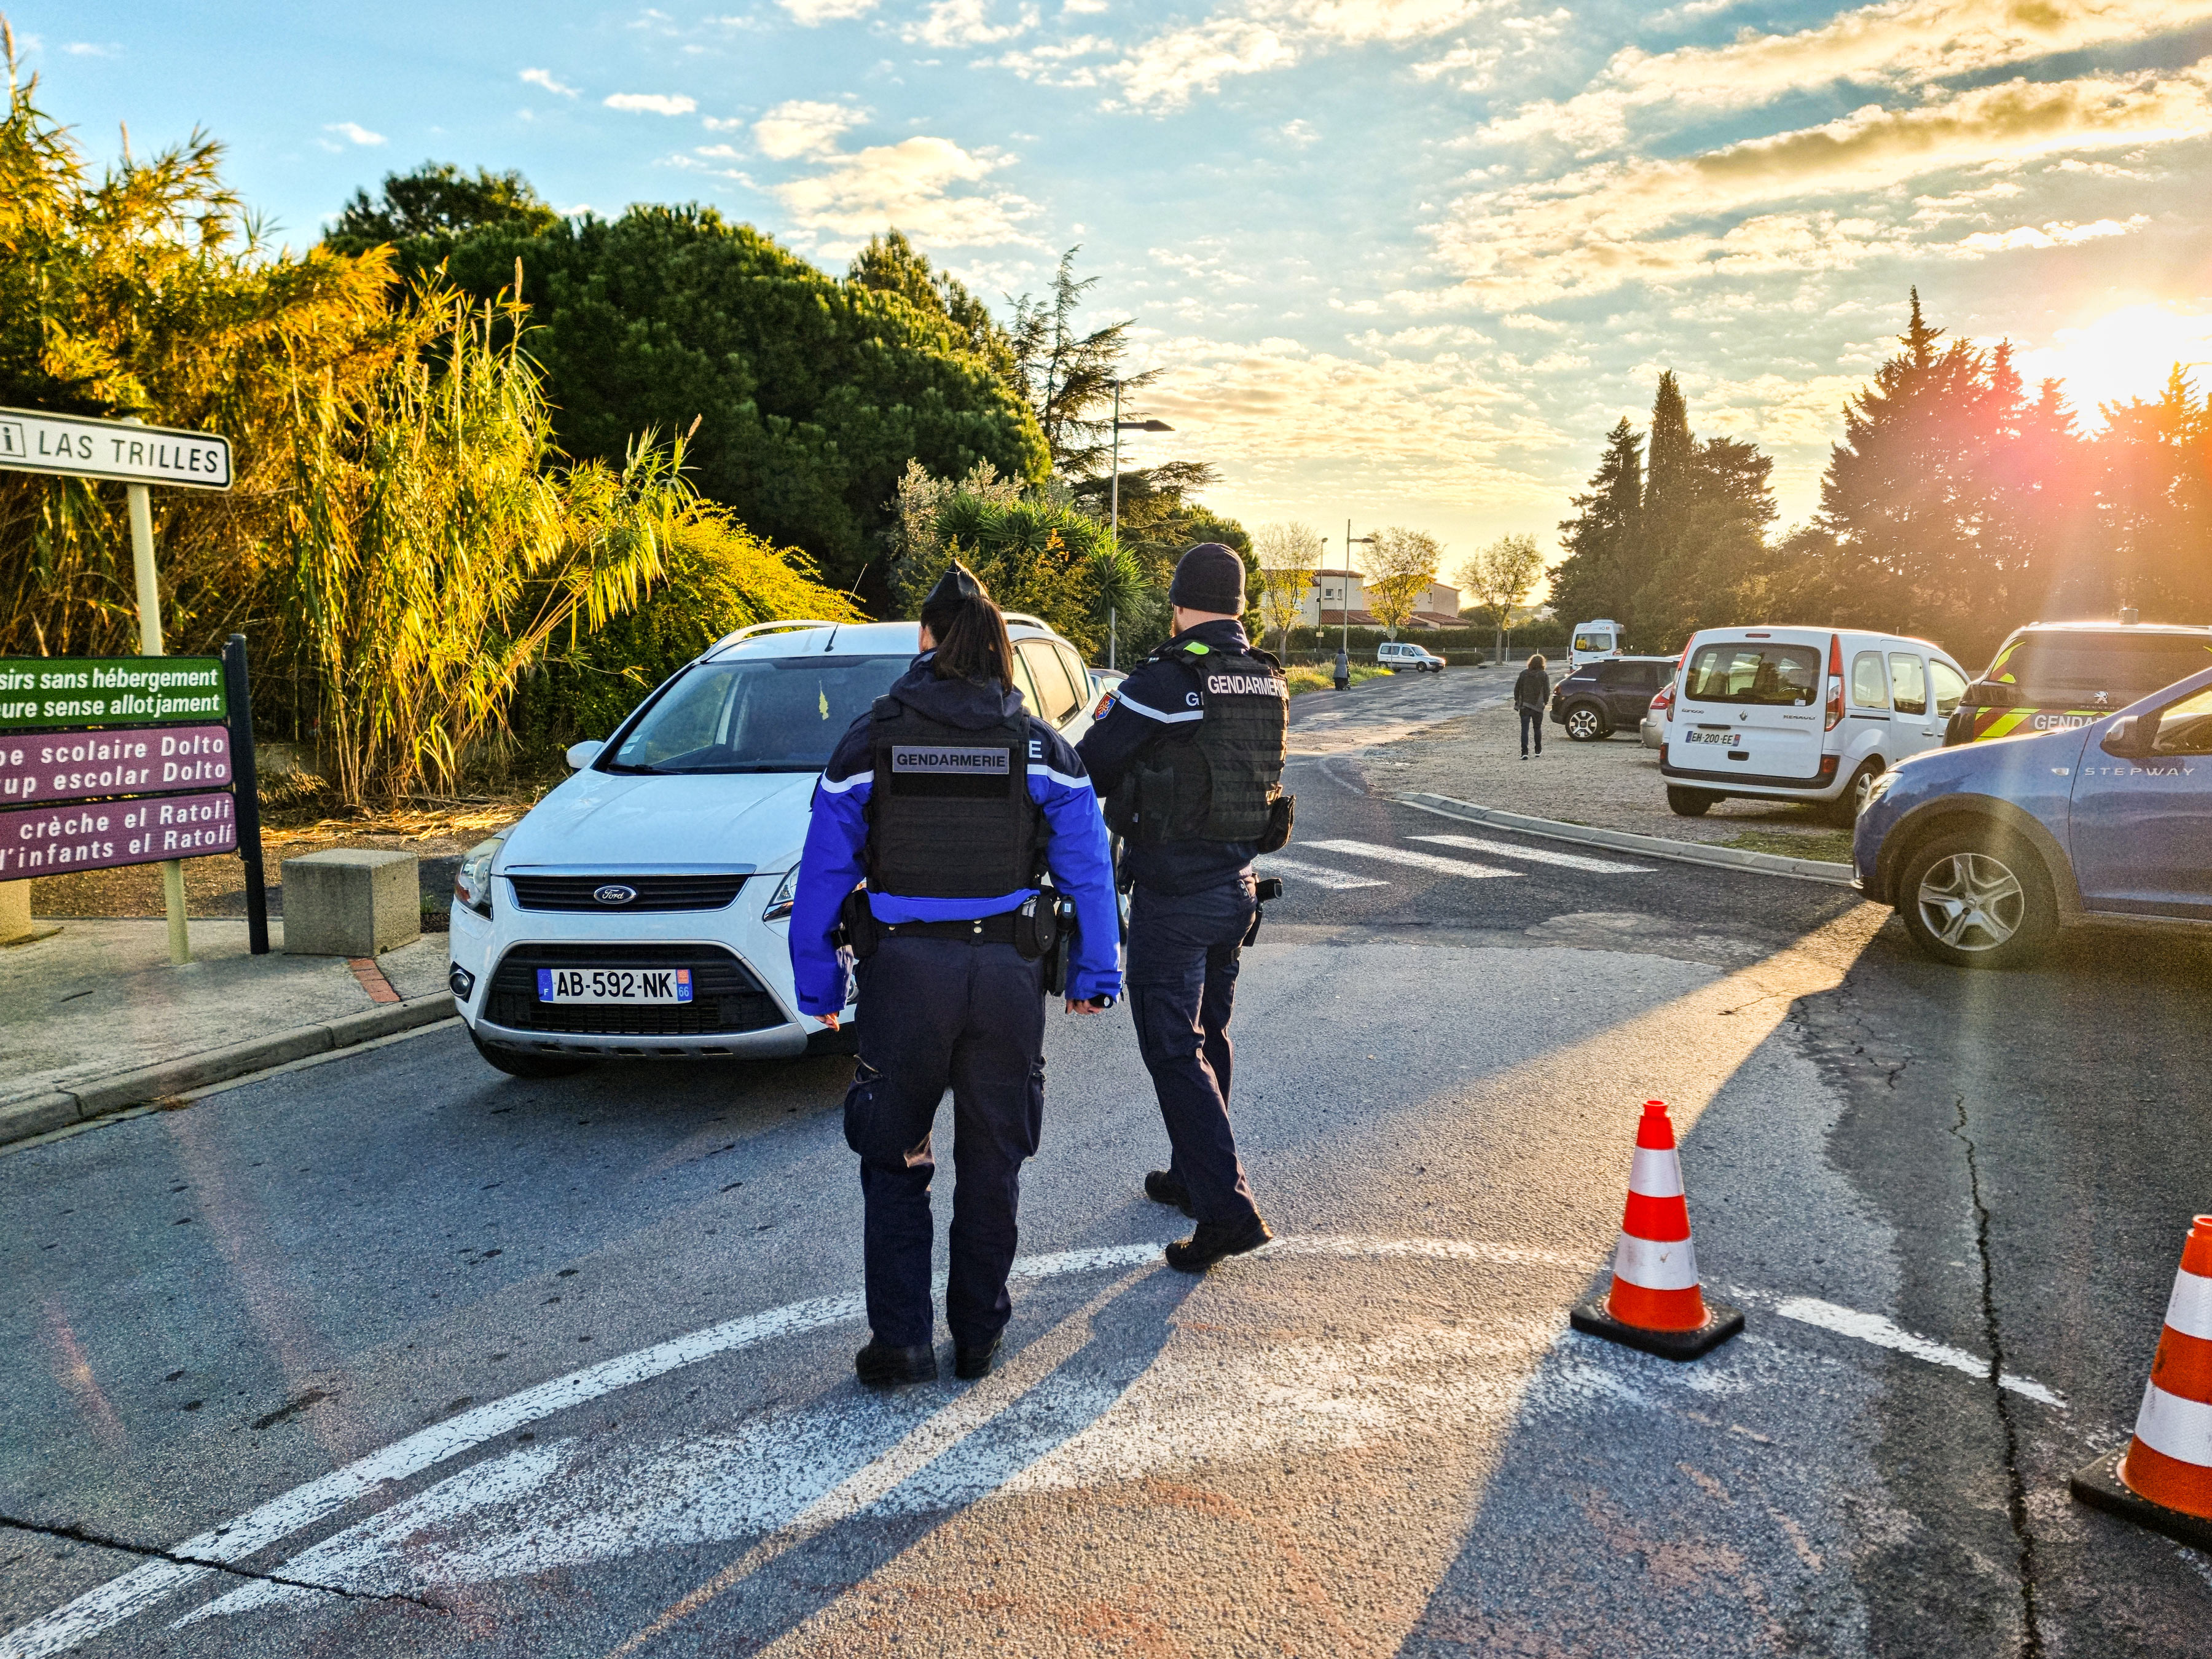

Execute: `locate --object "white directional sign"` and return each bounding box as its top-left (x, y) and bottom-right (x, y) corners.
top-left (0, 405), bottom-right (232, 491)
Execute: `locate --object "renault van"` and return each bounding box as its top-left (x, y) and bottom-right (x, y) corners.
top-left (1660, 627), bottom-right (1970, 819)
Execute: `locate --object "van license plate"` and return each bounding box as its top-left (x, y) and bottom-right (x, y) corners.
top-left (536, 967), bottom-right (694, 1004)
top-left (1682, 729), bottom-right (1734, 745)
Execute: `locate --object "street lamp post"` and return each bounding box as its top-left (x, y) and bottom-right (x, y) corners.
top-left (1108, 380), bottom-right (1172, 671)
top-left (1336, 520), bottom-right (1376, 690)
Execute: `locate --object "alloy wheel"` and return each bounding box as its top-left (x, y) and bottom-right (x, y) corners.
top-left (1915, 852), bottom-right (2026, 951)
top-left (1565, 707), bottom-right (1603, 740)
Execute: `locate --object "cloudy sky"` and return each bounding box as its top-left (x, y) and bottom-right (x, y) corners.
top-left (18, 1), bottom-right (2212, 573)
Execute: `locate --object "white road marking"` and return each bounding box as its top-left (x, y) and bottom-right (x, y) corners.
top-left (1773, 1296), bottom-right (2066, 1407)
top-left (3, 1235), bottom-right (2069, 1656)
top-left (1258, 855), bottom-right (1390, 891)
top-left (1304, 839), bottom-right (1521, 879)
top-left (1411, 833), bottom-right (1650, 875)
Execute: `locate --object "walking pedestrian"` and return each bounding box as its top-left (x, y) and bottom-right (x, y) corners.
top-left (788, 563), bottom-right (1121, 1388)
top-left (1077, 543), bottom-right (1292, 1273)
top-left (1513, 653), bottom-right (1550, 759)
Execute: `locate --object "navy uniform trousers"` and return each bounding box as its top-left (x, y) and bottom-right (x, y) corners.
top-left (843, 934), bottom-right (1046, 1349)
top-left (1127, 876), bottom-right (1262, 1227)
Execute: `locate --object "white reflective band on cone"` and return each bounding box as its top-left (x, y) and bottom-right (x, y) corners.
top-left (1612, 1232), bottom-right (1700, 1292)
top-left (2133, 1379), bottom-right (2212, 1467)
top-left (2162, 1268), bottom-right (2212, 1343)
top-left (1628, 1147), bottom-right (1684, 1199)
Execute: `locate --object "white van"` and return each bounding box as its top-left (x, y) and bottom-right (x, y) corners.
top-left (1569, 619), bottom-right (1623, 669)
top-left (1660, 627), bottom-right (1971, 820)
top-left (1378, 640), bottom-right (1445, 673)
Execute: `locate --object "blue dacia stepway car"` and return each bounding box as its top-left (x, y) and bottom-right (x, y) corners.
top-left (1853, 663), bottom-right (2212, 968)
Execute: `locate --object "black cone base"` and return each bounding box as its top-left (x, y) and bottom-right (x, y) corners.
top-left (2069, 1446), bottom-right (2212, 1552)
top-left (1570, 1295), bottom-right (1744, 1362)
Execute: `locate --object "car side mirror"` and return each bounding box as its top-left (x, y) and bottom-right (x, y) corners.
top-left (2100, 715), bottom-right (2157, 759)
top-left (565, 739), bottom-right (606, 770)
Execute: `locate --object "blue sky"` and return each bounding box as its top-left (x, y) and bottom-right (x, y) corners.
top-left (15, 1), bottom-right (2212, 581)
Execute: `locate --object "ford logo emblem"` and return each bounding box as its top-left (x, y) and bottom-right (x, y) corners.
top-left (594, 884), bottom-right (638, 905)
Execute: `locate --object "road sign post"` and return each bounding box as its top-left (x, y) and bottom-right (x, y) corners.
top-left (0, 406), bottom-right (233, 963)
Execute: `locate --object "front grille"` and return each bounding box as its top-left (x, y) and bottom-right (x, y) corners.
top-left (508, 874), bottom-right (749, 912)
top-left (487, 943), bottom-right (783, 1035)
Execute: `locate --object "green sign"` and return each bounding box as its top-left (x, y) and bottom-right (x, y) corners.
top-left (0, 657), bottom-right (227, 733)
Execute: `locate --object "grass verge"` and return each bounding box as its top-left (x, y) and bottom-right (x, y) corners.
top-left (1284, 662), bottom-right (1393, 696)
top-left (1720, 828), bottom-right (1854, 864)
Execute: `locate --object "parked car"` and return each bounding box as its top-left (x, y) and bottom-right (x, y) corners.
top-left (1640, 682), bottom-right (1671, 750)
top-left (1549, 656), bottom-right (1676, 741)
top-left (1943, 619), bottom-right (2212, 745)
top-left (1378, 640), bottom-right (1445, 673)
top-left (448, 613), bottom-right (1108, 1079)
top-left (1854, 663), bottom-right (2212, 967)
top-left (1569, 618), bottom-right (1624, 669)
top-left (1661, 627), bottom-right (1971, 820)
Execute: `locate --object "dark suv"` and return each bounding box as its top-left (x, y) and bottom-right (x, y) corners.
top-left (1550, 656), bottom-right (1675, 740)
top-left (1945, 621), bottom-right (2212, 745)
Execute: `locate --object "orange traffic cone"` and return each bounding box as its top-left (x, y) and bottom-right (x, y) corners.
top-left (2071, 1214), bottom-right (2212, 1550)
top-left (1569, 1099), bottom-right (1743, 1361)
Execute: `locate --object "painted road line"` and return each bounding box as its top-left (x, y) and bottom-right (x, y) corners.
top-left (1411, 833), bottom-right (1650, 876)
top-left (3, 1236), bottom-right (2063, 1657)
top-left (1304, 839), bottom-right (1521, 879)
top-left (1258, 855), bottom-right (1390, 891)
top-left (1773, 1296), bottom-right (2066, 1408)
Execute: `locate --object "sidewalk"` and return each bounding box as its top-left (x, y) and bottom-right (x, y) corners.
top-left (1, 918), bottom-right (454, 1147)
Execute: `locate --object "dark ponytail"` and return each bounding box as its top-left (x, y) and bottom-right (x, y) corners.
top-left (922, 573), bottom-right (1016, 688)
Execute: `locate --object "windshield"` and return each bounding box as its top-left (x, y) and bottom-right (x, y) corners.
top-left (1986, 633), bottom-right (2212, 704)
top-left (606, 655), bottom-right (909, 773)
top-left (1573, 631), bottom-right (1613, 652)
top-left (1683, 642), bottom-right (1820, 706)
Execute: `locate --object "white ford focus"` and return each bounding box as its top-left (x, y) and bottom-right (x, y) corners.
top-left (447, 615), bottom-right (1115, 1078)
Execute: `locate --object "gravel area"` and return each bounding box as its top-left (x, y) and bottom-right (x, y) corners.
top-left (1365, 691), bottom-right (1856, 862)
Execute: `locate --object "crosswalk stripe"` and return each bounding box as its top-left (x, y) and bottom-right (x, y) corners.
top-left (1303, 839), bottom-right (1521, 879)
top-left (1257, 856), bottom-right (1390, 891)
top-left (1410, 833), bottom-right (1650, 874)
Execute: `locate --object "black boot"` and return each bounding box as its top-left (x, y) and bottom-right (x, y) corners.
top-left (855, 1339), bottom-right (938, 1387)
top-left (1165, 1215), bottom-right (1273, 1273)
top-left (1143, 1169), bottom-right (1194, 1217)
top-left (953, 1332), bottom-right (1003, 1381)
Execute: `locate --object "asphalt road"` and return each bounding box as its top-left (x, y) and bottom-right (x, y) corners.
top-left (4, 667), bottom-right (2208, 1657)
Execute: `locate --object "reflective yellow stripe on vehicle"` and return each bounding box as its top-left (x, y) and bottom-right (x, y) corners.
top-left (1976, 708), bottom-right (2031, 739)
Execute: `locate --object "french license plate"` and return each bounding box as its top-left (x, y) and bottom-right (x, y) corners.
top-left (1683, 729), bottom-right (1735, 745)
top-left (536, 967), bottom-right (693, 1004)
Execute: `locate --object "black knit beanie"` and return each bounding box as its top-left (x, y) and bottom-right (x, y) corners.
top-left (1168, 543), bottom-right (1245, 615)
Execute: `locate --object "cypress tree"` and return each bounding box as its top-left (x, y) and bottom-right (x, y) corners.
top-left (1551, 417), bottom-right (1643, 630)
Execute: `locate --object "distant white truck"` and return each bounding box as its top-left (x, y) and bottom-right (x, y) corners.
top-left (1569, 619), bottom-right (1624, 669)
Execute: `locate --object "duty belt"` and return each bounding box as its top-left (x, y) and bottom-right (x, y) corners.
top-left (877, 912), bottom-right (1023, 944)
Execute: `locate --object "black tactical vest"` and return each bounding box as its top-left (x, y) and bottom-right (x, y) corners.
top-left (865, 696), bottom-right (1041, 899)
top-left (1145, 640), bottom-right (1288, 842)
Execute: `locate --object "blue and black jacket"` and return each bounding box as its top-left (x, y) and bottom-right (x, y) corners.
top-left (788, 656), bottom-right (1123, 1015)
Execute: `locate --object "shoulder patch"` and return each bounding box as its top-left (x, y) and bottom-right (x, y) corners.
top-left (1183, 641), bottom-right (1210, 655)
top-left (1092, 691), bottom-right (1116, 720)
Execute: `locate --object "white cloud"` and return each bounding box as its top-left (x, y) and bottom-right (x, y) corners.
top-left (904, 0), bottom-right (1040, 45)
top-left (1063, 0), bottom-right (1110, 11)
top-left (323, 121), bottom-right (386, 146)
top-left (1482, 0), bottom-right (2212, 153)
top-left (604, 92), bottom-right (698, 115)
top-left (1281, 118), bottom-right (1319, 145)
top-left (753, 99), bottom-right (867, 159)
top-left (1502, 312), bottom-right (1566, 332)
top-left (1427, 63), bottom-right (2212, 306)
top-left (772, 137), bottom-right (1037, 249)
top-left (1952, 214), bottom-right (2146, 253)
top-left (520, 68), bottom-right (579, 96)
top-left (778, 0), bottom-right (880, 20)
top-left (61, 41), bottom-right (117, 57)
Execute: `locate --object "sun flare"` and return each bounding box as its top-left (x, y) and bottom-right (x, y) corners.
top-left (2012, 303), bottom-right (2212, 427)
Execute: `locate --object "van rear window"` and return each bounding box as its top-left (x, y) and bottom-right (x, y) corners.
top-left (1986, 633), bottom-right (2212, 704)
top-left (1683, 643), bottom-right (1820, 706)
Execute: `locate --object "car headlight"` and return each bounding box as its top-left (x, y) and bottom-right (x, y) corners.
top-left (761, 865), bottom-right (798, 923)
top-left (455, 835), bottom-right (504, 917)
top-left (1862, 771), bottom-right (1900, 810)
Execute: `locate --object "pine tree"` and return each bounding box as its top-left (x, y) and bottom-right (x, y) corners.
top-left (1551, 417), bottom-right (1642, 631)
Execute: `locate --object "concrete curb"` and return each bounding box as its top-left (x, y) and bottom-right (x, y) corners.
top-left (1395, 792), bottom-right (1857, 886)
top-left (0, 992), bottom-right (457, 1148)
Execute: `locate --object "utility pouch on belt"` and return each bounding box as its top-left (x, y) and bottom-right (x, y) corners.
top-left (1242, 876), bottom-right (1283, 947)
top-left (1013, 892), bottom-right (1059, 962)
top-left (1037, 895), bottom-right (1077, 996)
top-left (836, 888), bottom-right (879, 959)
top-left (1256, 792), bottom-right (1295, 853)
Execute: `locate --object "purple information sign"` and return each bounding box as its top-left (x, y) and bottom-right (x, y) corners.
top-left (0, 723), bottom-right (231, 808)
top-left (0, 790), bottom-right (236, 878)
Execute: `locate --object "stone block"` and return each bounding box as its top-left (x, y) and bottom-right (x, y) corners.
top-left (281, 850), bottom-right (421, 957)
